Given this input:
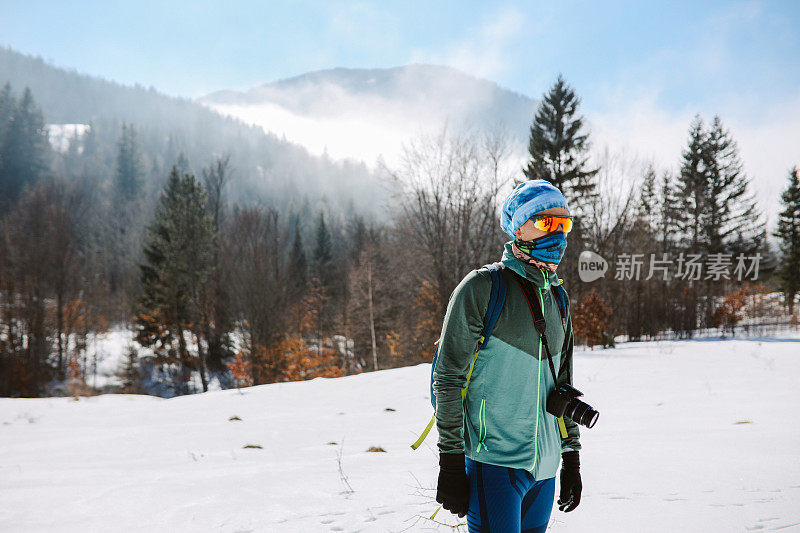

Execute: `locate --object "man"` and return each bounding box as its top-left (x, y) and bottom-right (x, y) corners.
top-left (433, 179), bottom-right (582, 532)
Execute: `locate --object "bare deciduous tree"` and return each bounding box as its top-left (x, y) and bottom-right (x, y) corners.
top-left (378, 128), bottom-right (514, 364)
top-left (385, 128), bottom-right (514, 318)
top-left (222, 204), bottom-right (290, 382)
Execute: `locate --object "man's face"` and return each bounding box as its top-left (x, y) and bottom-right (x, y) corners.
top-left (515, 207), bottom-right (571, 240)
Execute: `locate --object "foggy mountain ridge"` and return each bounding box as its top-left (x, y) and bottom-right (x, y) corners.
top-left (198, 64), bottom-right (539, 165)
top-left (201, 64), bottom-right (535, 121)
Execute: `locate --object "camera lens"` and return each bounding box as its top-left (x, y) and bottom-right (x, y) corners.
top-left (585, 409), bottom-right (599, 428)
top-left (547, 386), bottom-right (599, 429)
top-left (565, 398), bottom-right (599, 428)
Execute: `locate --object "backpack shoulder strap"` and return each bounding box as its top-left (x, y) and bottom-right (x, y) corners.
top-left (479, 262), bottom-right (507, 343)
top-left (551, 282), bottom-right (568, 331)
top-left (462, 263), bottom-right (507, 394)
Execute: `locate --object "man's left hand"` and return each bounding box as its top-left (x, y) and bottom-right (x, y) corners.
top-left (558, 450), bottom-right (582, 512)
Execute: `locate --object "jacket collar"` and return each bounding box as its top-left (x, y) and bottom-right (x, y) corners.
top-left (500, 241), bottom-right (560, 290)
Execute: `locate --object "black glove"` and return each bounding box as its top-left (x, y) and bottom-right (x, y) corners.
top-left (558, 450), bottom-right (582, 512)
top-left (436, 452), bottom-right (469, 518)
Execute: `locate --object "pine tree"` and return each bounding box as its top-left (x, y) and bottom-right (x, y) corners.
top-left (312, 211), bottom-right (334, 335)
top-left (313, 211), bottom-right (333, 274)
top-left (134, 165), bottom-right (216, 395)
top-left (0, 83), bottom-right (14, 144)
top-left (114, 122), bottom-right (143, 200)
top-left (676, 115), bottom-right (761, 255)
top-left (175, 152), bottom-right (191, 175)
top-left (703, 116), bottom-right (761, 255)
top-left (636, 165), bottom-right (657, 229)
top-left (348, 214), bottom-right (368, 267)
top-left (0, 86), bottom-right (50, 210)
top-left (521, 74), bottom-right (598, 208)
top-left (676, 115), bottom-right (708, 252)
top-left (774, 167), bottom-right (800, 313)
top-left (656, 171), bottom-right (682, 254)
top-left (117, 345), bottom-right (143, 394)
top-left (675, 115), bottom-right (763, 328)
top-left (288, 216), bottom-right (308, 300)
top-left (200, 155), bottom-right (234, 374)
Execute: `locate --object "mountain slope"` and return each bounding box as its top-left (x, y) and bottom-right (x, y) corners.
top-left (0, 46), bottom-right (388, 218)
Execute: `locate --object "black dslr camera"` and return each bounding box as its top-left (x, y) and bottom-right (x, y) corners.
top-left (546, 383), bottom-right (599, 428)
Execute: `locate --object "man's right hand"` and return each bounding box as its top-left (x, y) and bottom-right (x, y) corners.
top-left (436, 452), bottom-right (469, 518)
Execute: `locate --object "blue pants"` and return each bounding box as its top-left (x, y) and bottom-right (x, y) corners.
top-left (465, 457), bottom-right (555, 533)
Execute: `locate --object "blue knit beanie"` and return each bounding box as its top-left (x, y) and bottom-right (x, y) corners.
top-left (500, 180), bottom-right (569, 238)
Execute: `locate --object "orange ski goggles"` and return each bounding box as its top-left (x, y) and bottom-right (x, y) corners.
top-left (531, 214), bottom-right (573, 234)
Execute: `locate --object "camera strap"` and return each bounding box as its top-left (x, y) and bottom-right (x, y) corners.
top-left (511, 270), bottom-right (560, 385)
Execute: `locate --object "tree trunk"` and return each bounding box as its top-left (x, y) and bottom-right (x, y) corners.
top-left (56, 291), bottom-right (64, 380)
top-left (177, 324), bottom-right (189, 395)
top-left (368, 261), bottom-right (378, 371)
top-left (194, 324), bottom-right (209, 392)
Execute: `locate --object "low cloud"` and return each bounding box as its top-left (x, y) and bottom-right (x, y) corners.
top-left (200, 65), bottom-right (532, 169)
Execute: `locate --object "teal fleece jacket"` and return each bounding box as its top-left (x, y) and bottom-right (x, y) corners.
top-left (432, 242), bottom-right (580, 479)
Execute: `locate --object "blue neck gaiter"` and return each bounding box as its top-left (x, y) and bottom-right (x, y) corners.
top-left (514, 232), bottom-right (568, 264)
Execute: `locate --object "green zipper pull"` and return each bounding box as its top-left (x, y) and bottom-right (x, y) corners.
top-left (482, 398), bottom-right (489, 451)
top-left (476, 398), bottom-right (489, 453)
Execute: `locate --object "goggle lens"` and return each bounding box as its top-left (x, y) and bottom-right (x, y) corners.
top-left (532, 215), bottom-right (573, 233)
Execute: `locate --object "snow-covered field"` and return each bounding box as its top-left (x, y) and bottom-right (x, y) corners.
top-left (2, 334), bottom-right (799, 532)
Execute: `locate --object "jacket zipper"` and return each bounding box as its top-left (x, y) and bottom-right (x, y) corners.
top-left (529, 270), bottom-right (547, 472)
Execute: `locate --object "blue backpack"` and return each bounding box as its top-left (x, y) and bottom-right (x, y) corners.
top-left (410, 262), bottom-right (568, 450)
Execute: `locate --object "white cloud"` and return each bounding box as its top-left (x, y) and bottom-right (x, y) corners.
top-left (408, 6), bottom-right (525, 79)
top-left (205, 99), bottom-right (423, 167)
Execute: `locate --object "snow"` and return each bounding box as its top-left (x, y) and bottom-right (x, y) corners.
top-left (63, 325), bottom-right (230, 396)
top-left (46, 124), bottom-right (90, 154)
top-left (82, 326), bottom-right (135, 390)
top-left (1, 334), bottom-right (799, 532)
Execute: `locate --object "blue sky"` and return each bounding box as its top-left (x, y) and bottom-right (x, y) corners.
top-left (1, 0), bottom-right (798, 112)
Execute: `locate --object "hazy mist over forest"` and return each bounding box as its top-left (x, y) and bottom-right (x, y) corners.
top-left (0, 46), bottom-right (391, 221)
